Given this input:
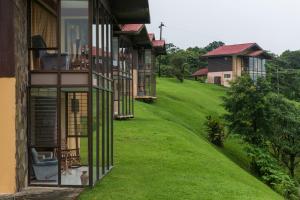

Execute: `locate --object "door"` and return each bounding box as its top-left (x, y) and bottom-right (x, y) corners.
top-left (214, 76), bottom-right (221, 85)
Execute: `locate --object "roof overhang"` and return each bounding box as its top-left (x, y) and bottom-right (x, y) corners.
top-left (153, 40), bottom-right (167, 55)
top-left (246, 50), bottom-right (272, 59)
top-left (115, 24), bottom-right (152, 47)
top-left (111, 0), bottom-right (150, 24)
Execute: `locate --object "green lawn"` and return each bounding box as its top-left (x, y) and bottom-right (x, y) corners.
top-left (79, 78), bottom-right (283, 200)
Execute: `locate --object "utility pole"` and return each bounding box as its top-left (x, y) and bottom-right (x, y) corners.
top-left (159, 22), bottom-right (165, 40)
top-left (277, 66), bottom-right (279, 95)
top-left (158, 22), bottom-right (165, 77)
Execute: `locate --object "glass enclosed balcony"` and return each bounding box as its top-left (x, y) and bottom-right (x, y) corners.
top-left (137, 49), bottom-right (156, 99)
top-left (243, 57), bottom-right (267, 81)
top-left (28, 0), bottom-right (113, 187)
top-left (112, 36), bottom-right (134, 119)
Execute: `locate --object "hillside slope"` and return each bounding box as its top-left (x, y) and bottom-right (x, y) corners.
top-left (80, 78), bottom-right (282, 200)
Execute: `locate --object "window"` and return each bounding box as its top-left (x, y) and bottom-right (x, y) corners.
top-left (247, 57), bottom-right (267, 80)
top-left (61, 0), bottom-right (89, 70)
top-left (224, 74), bottom-right (231, 79)
top-left (29, 0), bottom-right (59, 70)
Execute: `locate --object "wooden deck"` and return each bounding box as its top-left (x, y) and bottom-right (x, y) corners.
top-left (135, 96), bottom-right (157, 103)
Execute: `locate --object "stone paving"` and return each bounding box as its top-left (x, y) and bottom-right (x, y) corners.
top-left (0, 187), bottom-right (83, 200)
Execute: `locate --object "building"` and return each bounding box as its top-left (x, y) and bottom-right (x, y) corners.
top-left (203, 43), bottom-right (271, 87)
top-left (192, 68), bottom-right (208, 80)
top-left (135, 32), bottom-right (166, 102)
top-left (114, 24), bottom-right (166, 103)
top-left (112, 24), bottom-right (138, 120)
top-left (0, 0), bottom-right (151, 194)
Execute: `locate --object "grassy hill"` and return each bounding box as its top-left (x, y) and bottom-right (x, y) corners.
top-left (79, 78), bottom-right (283, 200)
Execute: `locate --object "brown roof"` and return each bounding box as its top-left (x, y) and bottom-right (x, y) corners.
top-left (121, 24), bottom-right (144, 33)
top-left (204, 43), bottom-right (258, 57)
top-left (192, 68), bottom-right (208, 76)
top-left (152, 40), bottom-right (165, 48)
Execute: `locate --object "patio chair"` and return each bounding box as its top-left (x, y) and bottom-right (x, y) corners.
top-left (31, 148), bottom-right (58, 181)
top-left (31, 35), bottom-right (68, 70)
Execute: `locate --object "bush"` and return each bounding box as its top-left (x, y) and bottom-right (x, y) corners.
top-left (197, 77), bottom-right (207, 83)
top-left (205, 115), bottom-right (225, 147)
top-left (247, 147), bottom-right (298, 200)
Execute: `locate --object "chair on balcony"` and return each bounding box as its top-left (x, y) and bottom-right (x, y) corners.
top-left (31, 35), bottom-right (68, 70)
top-left (31, 148), bottom-right (58, 181)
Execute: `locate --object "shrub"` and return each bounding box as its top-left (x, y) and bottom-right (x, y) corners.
top-left (205, 115), bottom-right (225, 147)
top-left (247, 147), bottom-right (298, 200)
top-left (197, 77), bottom-right (207, 83)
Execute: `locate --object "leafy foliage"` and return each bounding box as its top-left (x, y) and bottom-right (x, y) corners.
top-left (204, 41), bottom-right (225, 52)
top-left (223, 75), bottom-right (270, 145)
top-left (158, 41), bottom-right (224, 79)
top-left (205, 115), bottom-right (225, 147)
top-left (265, 93), bottom-right (300, 177)
top-left (169, 51), bottom-right (188, 82)
top-left (267, 50), bottom-right (300, 101)
top-left (247, 147), bottom-right (298, 200)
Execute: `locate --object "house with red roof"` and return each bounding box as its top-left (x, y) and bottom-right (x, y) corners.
top-left (192, 68), bottom-right (208, 80)
top-left (203, 43), bottom-right (271, 87)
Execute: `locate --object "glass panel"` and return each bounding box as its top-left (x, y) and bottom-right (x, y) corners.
top-left (262, 59), bottom-right (266, 76)
top-left (92, 23), bottom-right (98, 72)
top-left (112, 37), bottom-right (119, 67)
top-left (108, 92), bottom-right (112, 167)
top-left (61, 0), bottom-right (89, 70)
top-left (145, 49), bottom-right (152, 69)
top-left (30, 0), bottom-right (60, 71)
top-left (60, 89), bottom-right (89, 186)
top-left (60, 137), bottom-right (89, 185)
top-left (98, 90), bottom-right (103, 177)
top-left (31, 1), bottom-right (58, 48)
top-left (98, 17), bottom-right (103, 73)
top-left (102, 91), bottom-right (107, 172)
top-left (92, 88), bottom-right (97, 183)
top-left (108, 24), bottom-right (112, 79)
top-left (64, 92), bottom-right (88, 137)
top-left (103, 23), bottom-right (107, 75)
top-left (29, 88), bottom-right (58, 185)
top-left (30, 88), bottom-right (58, 148)
top-left (249, 57), bottom-right (254, 71)
top-left (254, 58), bottom-right (258, 72)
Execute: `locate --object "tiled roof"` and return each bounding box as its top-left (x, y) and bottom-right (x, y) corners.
top-left (121, 24), bottom-right (144, 33)
top-left (192, 68), bottom-right (208, 76)
top-left (204, 43), bottom-right (257, 57)
top-left (152, 40), bottom-right (165, 48)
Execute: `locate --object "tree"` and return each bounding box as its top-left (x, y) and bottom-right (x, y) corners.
top-left (223, 75), bottom-right (270, 146)
top-left (204, 41), bottom-right (225, 52)
top-left (185, 47), bottom-right (207, 74)
top-left (265, 93), bottom-right (300, 177)
top-left (281, 50), bottom-right (300, 69)
top-left (266, 50), bottom-right (300, 101)
top-left (170, 51), bottom-right (187, 82)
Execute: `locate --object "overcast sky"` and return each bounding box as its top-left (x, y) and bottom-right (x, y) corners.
top-left (147, 0), bottom-right (300, 55)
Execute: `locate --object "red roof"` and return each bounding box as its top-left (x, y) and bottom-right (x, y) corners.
top-left (121, 24), bottom-right (144, 33)
top-left (152, 40), bottom-right (165, 48)
top-left (204, 43), bottom-right (258, 57)
top-left (192, 68), bottom-right (208, 76)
